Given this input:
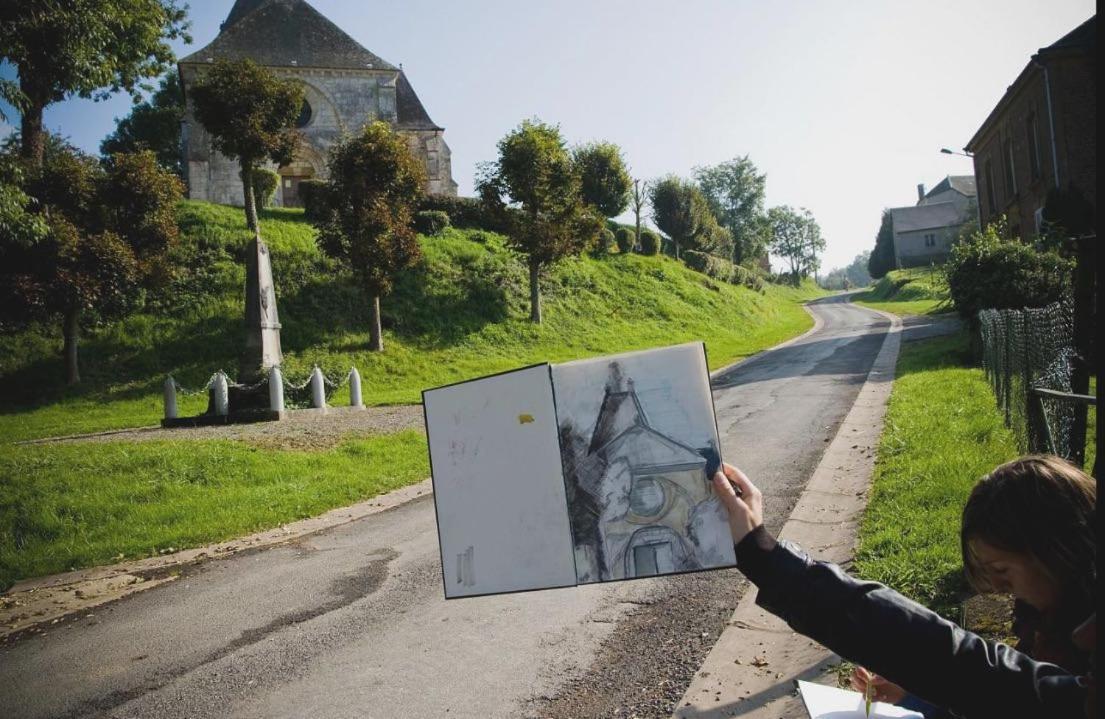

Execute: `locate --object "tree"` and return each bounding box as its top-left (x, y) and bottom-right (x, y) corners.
top-left (0, 0), bottom-right (190, 167)
top-left (478, 119), bottom-right (601, 324)
top-left (648, 175), bottom-right (725, 259)
top-left (767, 205), bottom-right (824, 284)
top-left (573, 141), bottom-right (631, 218)
top-left (0, 137), bottom-right (182, 383)
top-left (100, 72), bottom-right (185, 175)
top-left (868, 209), bottom-right (896, 278)
top-left (188, 59), bottom-right (303, 235)
top-left (693, 155), bottom-right (767, 265)
top-left (630, 178), bottom-right (649, 247)
top-left (315, 122), bottom-right (425, 352)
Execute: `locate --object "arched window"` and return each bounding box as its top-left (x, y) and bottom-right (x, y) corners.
top-left (296, 99), bottom-right (313, 128)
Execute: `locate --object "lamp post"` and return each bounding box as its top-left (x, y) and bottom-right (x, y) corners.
top-left (940, 148), bottom-right (973, 158)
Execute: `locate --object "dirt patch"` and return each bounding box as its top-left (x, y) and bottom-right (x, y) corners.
top-left (22, 404), bottom-right (425, 450)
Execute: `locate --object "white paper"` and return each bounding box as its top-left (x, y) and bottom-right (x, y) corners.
top-left (796, 680), bottom-right (924, 719)
top-left (424, 364), bottom-right (577, 598)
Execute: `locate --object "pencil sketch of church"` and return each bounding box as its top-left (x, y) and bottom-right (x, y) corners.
top-left (557, 359), bottom-right (732, 584)
top-left (178, 0), bottom-right (457, 207)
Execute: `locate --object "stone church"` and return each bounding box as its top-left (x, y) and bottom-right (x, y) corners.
top-left (178, 0), bottom-right (457, 207)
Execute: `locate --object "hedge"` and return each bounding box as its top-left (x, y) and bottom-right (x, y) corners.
top-left (683, 249), bottom-right (765, 292)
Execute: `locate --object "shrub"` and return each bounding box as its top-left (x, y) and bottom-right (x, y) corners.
top-left (614, 227), bottom-right (634, 253)
top-left (241, 167), bottom-right (279, 213)
top-left (639, 229), bottom-right (660, 255)
top-left (419, 194), bottom-right (508, 231)
top-left (299, 178), bottom-right (329, 221)
top-left (946, 219), bottom-right (1072, 321)
top-left (683, 249), bottom-right (765, 292)
top-left (591, 227), bottom-right (615, 257)
top-left (415, 210), bottom-right (451, 236)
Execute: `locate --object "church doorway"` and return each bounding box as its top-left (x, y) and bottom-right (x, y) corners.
top-left (280, 174), bottom-right (312, 207)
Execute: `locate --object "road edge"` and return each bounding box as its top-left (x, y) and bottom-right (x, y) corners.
top-left (673, 303), bottom-right (902, 719)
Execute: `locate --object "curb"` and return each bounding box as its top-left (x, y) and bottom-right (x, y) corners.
top-left (673, 302), bottom-right (902, 719)
top-left (709, 301), bottom-right (825, 380)
top-left (0, 478), bottom-right (433, 640)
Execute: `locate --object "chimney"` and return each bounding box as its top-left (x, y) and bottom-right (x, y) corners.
top-left (917, 183), bottom-right (926, 203)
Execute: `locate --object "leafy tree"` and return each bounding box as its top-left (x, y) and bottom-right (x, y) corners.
top-left (315, 122), bottom-right (425, 352)
top-left (648, 175), bottom-right (726, 259)
top-left (767, 205), bottom-right (824, 284)
top-left (573, 141), bottom-right (631, 218)
top-left (477, 119), bottom-right (601, 323)
top-left (868, 209), bottom-right (896, 278)
top-left (0, 0), bottom-right (190, 167)
top-left (820, 252), bottom-right (872, 290)
top-left (0, 138), bottom-right (183, 383)
top-left (100, 72), bottom-right (185, 175)
top-left (189, 59), bottom-right (303, 235)
top-left (693, 155), bottom-right (767, 265)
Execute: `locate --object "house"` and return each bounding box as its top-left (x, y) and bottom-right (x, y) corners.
top-left (178, 0), bottom-right (457, 207)
top-left (570, 386), bottom-right (721, 581)
top-left (889, 176), bottom-right (978, 268)
top-left (964, 16), bottom-right (1095, 240)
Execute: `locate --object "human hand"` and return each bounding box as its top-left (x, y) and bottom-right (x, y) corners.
top-left (710, 462), bottom-right (763, 545)
top-left (850, 666), bottom-right (906, 705)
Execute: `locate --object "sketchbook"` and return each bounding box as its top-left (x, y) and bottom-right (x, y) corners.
top-left (796, 680), bottom-right (924, 719)
top-left (422, 342), bottom-right (735, 598)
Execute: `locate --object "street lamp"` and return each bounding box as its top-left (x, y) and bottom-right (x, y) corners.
top-left (940, 148), bottom-right (973, 158)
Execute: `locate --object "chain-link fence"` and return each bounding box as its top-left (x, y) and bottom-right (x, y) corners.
top-left (978, 299), bottom-right (1091, 464)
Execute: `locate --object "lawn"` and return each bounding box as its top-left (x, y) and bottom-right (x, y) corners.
top-left (0, 201), bottom-right (825, 442)
top-left (853, 267), bottom-right (952, 318)
top-left (852, 331), bottom-right (1020, 618)
top-left (0, 430), bottom-right (428, 589)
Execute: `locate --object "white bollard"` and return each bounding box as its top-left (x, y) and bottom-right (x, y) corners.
top-left (163, 375), bottom-right (178, 420)
top-left (310, 366), bottom-right (326, 409)
top-left (269, 366), bottom-right (285, 414)
top-left (213, 371), bottom-right (229, 416)
top-left (349, 367), bottom-right (363, 408)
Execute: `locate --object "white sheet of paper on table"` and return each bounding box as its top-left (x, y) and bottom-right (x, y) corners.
top-left (796, 680), bottom-right (924, 719)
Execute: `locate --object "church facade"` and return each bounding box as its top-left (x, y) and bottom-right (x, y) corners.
top-left (178, 0), bottom-right (457, 207)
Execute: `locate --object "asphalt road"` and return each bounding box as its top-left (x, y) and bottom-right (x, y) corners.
top-left (0, 295), bottom-right (890, 719)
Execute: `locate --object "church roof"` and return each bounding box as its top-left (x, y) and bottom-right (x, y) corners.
top-left (396, 71), bottom-right (443, 131)
top-left (180, 0), bottom-right (398, 71)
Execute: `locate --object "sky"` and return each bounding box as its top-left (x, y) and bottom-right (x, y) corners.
top-left (1, 0), bottom-right (1095, 271)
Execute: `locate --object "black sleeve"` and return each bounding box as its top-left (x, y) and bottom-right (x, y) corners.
top-left (734, 528), bottom-right (1087, 719)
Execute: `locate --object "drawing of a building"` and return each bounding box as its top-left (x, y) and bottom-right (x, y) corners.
top-left (568, 384), bottom-right (720, 581)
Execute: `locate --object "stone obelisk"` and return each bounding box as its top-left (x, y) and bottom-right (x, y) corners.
top-left (239, 232), bottom-right (283, 384)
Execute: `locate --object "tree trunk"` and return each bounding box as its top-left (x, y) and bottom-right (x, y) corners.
top-left (528, 261), bottom-right (542, 324)
top-left (369, 295), bottom-right (383, 352)
top-left (674, 239), bottom-right (680, 261)
top-left (62, 308), bottom-right (80, 385)
top-left (241, 160), bottom-right (260, 235)
top-left (20, 101), bottom-right (46, 167)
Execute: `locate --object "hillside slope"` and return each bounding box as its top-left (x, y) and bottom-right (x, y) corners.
top-left (853, 267), bottom-right (951, 316)
top-left (0, 201), bottom-right (823, 441)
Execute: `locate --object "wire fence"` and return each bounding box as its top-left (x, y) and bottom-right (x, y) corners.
top-left (978, 298), bottom-right (1091, 464)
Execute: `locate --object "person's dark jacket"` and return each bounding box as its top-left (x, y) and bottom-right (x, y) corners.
top-left (735, 526), bottom-right (1088, 719)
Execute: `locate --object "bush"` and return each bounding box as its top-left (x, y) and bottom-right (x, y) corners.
top-left (241, 168), bottom-right (279, 213)
top-left (299, 178), bottom-right (329, 221)
top-left (639, 229), bottom-right (660, 255)
top-left (415, 210), bottom-right (450, 236)
top-left (683, 249), bottom-right (765, 292)
top-left (614, 227), bottom-right (634, 253)
top-left (419, 195), bottom-right (508, 232)
top-left (592, 228), bottom-right (615, 257)
top-left (946, 219), bottom-right (1072, 321)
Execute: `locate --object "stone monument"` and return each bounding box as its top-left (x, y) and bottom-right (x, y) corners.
top-left (240, 232), bottom-right (283, 383)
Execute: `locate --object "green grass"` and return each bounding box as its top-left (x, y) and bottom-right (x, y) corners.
top-left (853, 331), bottom-right (1020, 618)
top-left (0, 201), bottom-right (825, 442)
top-left (853, 267), bottom-right (952, 317)
top-left (0, 430), bottom-right (428, 588)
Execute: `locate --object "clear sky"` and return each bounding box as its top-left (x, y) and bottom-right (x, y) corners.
top-left (1, 0), bottom-right (1095, 270)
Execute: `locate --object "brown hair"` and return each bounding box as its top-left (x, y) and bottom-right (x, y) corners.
top-left (961, 455), bottom-right (1096, 603)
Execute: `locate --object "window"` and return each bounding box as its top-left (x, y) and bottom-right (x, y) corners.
top-left (629, 476), bottom-right (665, 517)
top-left (984, 158), bottom-right (997, 214)
top-left (1026, 112), bottom-right (1042, 180)
top-left (296, 99), bottom-right (313, 128)
top-left (1004, 136), bottom-right (1017, 197)
top-left (924, 233), bottom-right (937, 247)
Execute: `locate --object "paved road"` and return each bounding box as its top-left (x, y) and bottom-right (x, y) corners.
top-left (0, 295), bottom-right (890, 719)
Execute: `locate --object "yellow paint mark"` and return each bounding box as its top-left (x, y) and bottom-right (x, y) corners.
top-left (518, 413), bottom-right (535, 424)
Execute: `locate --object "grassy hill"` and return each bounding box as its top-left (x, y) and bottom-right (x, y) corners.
top-left (0, 201), bottom-right (824, 442)
top-left (853, 267), bottom-right (951, 317)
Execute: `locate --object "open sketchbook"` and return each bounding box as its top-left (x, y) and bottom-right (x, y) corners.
top-left (796, 681), bottom-right (924, 719)
top-left (422, 342), bottom-right (735, 598)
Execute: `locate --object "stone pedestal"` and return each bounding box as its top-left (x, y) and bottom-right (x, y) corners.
top-left (240, 233), bottom-right (283, 383)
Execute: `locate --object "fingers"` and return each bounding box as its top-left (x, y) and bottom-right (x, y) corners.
top-left (711, 471), bottom-right (748, 512)
top-left (721, 462), bottom-right (759, 498)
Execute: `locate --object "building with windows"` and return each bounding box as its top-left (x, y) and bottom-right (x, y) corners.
top-left (178, 0), bottom-right (457, 207)
top-left (889, 176), bottom-right (978, 268)
top-left (964, 15), bottom-right (1095, 240)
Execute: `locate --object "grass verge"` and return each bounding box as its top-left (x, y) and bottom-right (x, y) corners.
top-left (852, 331), bottom-right (1019, 618)
top-left (853, 267), bottom-right (952, 317)
top-left (0, 430), bottom-right (428, 589)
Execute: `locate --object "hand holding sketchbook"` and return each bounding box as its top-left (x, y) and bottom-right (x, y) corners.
top-left (796, 681), bottom-right (923, 719)
top-left (422, 342), bottom-right (735, 598)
